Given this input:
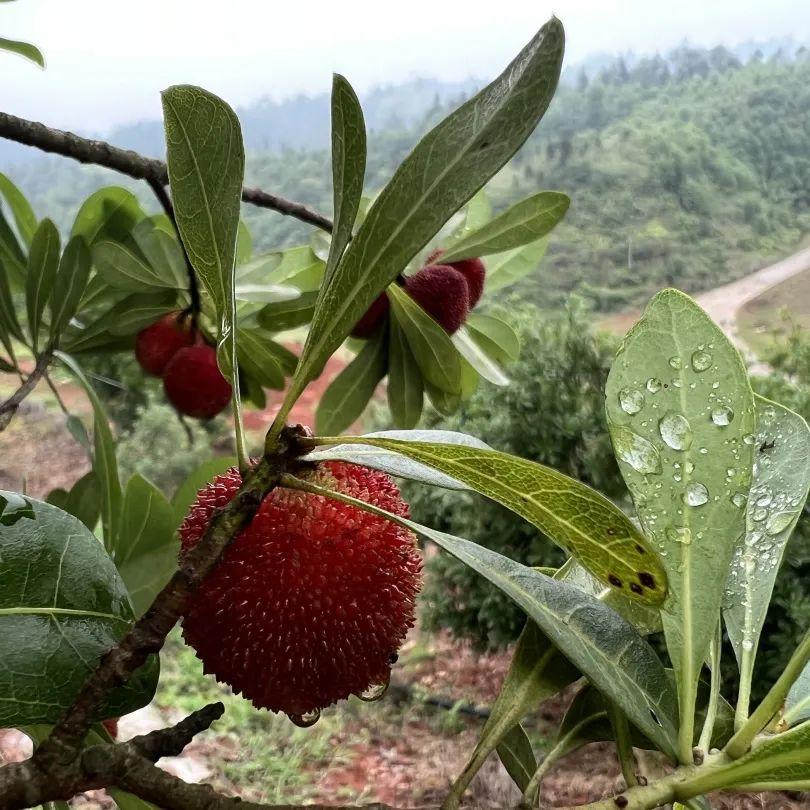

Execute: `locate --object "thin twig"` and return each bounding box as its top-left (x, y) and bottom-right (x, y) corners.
top-left (146, 177), bottom-right (201, 328)
top-left (0, 111), bottom-right (334, 232)
top-left (0, 350), bottom-right (52, 431)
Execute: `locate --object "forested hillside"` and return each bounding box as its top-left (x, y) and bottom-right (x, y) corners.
top-left (4, 43), bottom-right (810, 311)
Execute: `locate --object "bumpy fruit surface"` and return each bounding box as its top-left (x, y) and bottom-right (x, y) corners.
top-left (135, 312), bottom-right (194, 376)
top-left (405, 264), bottom-right (470, 334)
top-left (351, 292), bottom-right (390, 339)
top-left (179, 462), bottom-right (421, 717)
top-left (427, 249), bottom-right (486, 308)
top-left (162, 344), bottom-right (232, 419)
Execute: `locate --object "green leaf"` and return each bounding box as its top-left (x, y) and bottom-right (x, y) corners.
top-left (130, 220), bottom-right (188, 290)
top-left (496, 724), bottom-right (537, 794)
top-left (0, 172), bottom-right (37, 247)
top-left (315, 331), bottom-right (386, 435)
top-left (0, 492), bottom-right (158, 725)
top-left (25, 219), bottom-right (60, 350)
top-left (236, 327), bottom-right (288, 391)
top-left (234, 283), bottom-right (300, 304)
top-left (605, 288), bottom-right (756, 762)
top-left (46, 472), bottom-right (100, 532)
top-left (324, 74), bottom-right (366, 285)
top-left (56, 352), bottom-right (121, 550)
top-left (317, 436), bottom-right (666, 606)
top-left (388, 315), bottom-right (424, 428)
top-left (71, 188), bottom-right (145, 247)
top-left (274, 17), bottom-right (564, 428)
top-left (441, 191), bottom-right (569, 262)
top-left (171, 456), bottom-right (238, 527)
top-left (49, 236), bottom-right (92, 342)
top-left (116, 475), bottom-right (178, 617)
top-left (461, 188), bottom-right (492, 233)
top-left (785, 664), bottom-right (810, 727)
top-left (485, 239), bottom-right (550, 293)
top-left (0, 208), bottom-right (27, 284)
top-left (0, 37), bottom-right (44, 68)
top-left (258, 290), bottom-right (319, 332)
top-left (0, 260), bottom-right (24, 356)
top-left (724, 396), bottom-right (810, 714)
top-left (466, 313), bottom-right (520, 365)
top-left (452, 326), bottom-right (509, 386)
top-left (388, 283), bottom-right (462, 394)
top-left (93, 240), bottom-right (179, 291)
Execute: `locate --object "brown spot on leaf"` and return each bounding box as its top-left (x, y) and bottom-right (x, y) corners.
top-left (639, 572), bottom-right (656, 589)
top-left (608, 574), bottom-right (623, 588)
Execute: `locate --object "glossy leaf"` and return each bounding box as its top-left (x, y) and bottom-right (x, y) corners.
top-left (0, 492), bottom-right (158, 725)
top-left (236, 327), bottom-right (291, 390)
top-left (496, 724), bottom-right (537, 794)
top-left (49, 236), bottom-right (92, 341)
top-left (25, 219), bottom-right (60, 350)
top-left (388, 283), bottom-right (463, 394)
top-left (0, 172), bottom-right (37, 247)
top-left (388, 315), bottom-right (424, 428)
top-left (785, 664), bottom-right (810, 728)
top-left (258, 290), bottom-right (319, 332)
top-left (485, 239), bottom-right (550, 293)
top-left (56, 352), bottom-right (121, 549)
top-left (45, 472), bottom-right (100, 532)
top-left (0, 208), bottom-right (26, 284)
top-left (324, 74), bottom-right (366, 285)
top-left (315, 331), bottom-right (386, 435)
top-left (171, 456), bottom-right (238, 527)
top-left (452, 326), bottom-right (509, 386)
top-left (71, 188), bottom-right (145, 247)
top-left (93, 240), bottom-right (178, 291)
top-left (724, 397), bottom-right (810, 703)
top-left (460, 188), bottom-right (492, 233)
top-left (316, 435), bottom-right (666, 605)
top-left (274, 17), bottom-right (564, 427)
top-left (605, 288), bottom-right (755, 760)
top-left (234, 283), bottom-right (300, 304)
top-left (466, 313), bottom-right (520, 365)
top-left (0, 261), bottom-right (24, 356)
top-left (0, 36), bottom-right (44, 67)
top-left (116, 475), bottom-right (178, 617)
top-left (130, 221), bottom-right (188, 289)
top-left (441, 191), bottom-right (569, 262)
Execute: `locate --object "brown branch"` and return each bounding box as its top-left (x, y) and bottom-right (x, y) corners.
top-left (0, 350), bottom-right (52, 431)
top-left (0, 111), bottom-right (334, 233)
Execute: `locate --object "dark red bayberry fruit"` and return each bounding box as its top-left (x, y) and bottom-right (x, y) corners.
top-left (179, 461), bottom-right (421, 718)
top-left (427, 249), bottom-right (485, 308)
top-left (351, 292), bottom-right (390, 339)
top-left (135, 312), bottom-right (194, 377)
top-left (162, 344), bottom-right (232, 419)
top-left (102, 718), bottom-right (118, 739)
top-left (405, 265), bottom-right (470, 334)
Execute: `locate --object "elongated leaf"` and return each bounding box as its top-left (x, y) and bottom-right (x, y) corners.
top-left (485, 239), bottom-right (549, 293)
top-left (785, 664), bottom-right (810, 728)
top-left (0, 208), bottom-right (26, 284)
top-left (441, 191), bottom-right (569, 262)
top-left (56, 352), bottom-right (121, 549)
top-left (324, 75), bottom-right (366, 285)
top-left (234, 283), bottom-right (300, 304)
top-left (93, 241), bottom-right (177, 291)
top-left (294, 485), bottom-right (679, 760)
top-left (49, 236), bottom-right (91, 341)
top-left (316, 436), bottom-right (666, 605)
top-left (452, 326), bottom-right (509, 386)
top-left (258, 290), bottom-right (319, 332)
top-left (460, 188), bottom-right (492, 233)
top-left (0, 36), bottom-right (44, 67)
top-left (46, 472), bottom-right (100, 532)
top-left (171, 456), bottom-right (238, 527)
top-left (388, 283), bottom-right (462, 394)
top-left (71, 188), bottom-right (145, 247)
top-left (275, 18), bottom-right (564, 426)
top-left (315, 331), bottom-right (386, 435)
top-left (388, 314), bottom-right (424, 428)
top-left (0, 260), bottom-right (24, 354)
top-left (116, 475), bottom-right (178, 617)
top-left (130, 221), bottom-right (188, 289)
top-left (466, 313), bottom-right (520, 365)
top-left (25, 219), bottom-right (60, 350)
top-left (0, 492), bottom-right (158, 724)
top-left (724, 397), bottom-right (810, 702)
top-left (236, 327), bottom-right (290, 390)
top-left (496, 724), bottom-right (537, 794)
top-left (605, 288), bottom-right (755, 760)
top-left (0, 172), bottom-right (36, 247)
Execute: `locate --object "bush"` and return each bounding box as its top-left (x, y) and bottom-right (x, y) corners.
top-left (404, 299), bottom-right (625, 648)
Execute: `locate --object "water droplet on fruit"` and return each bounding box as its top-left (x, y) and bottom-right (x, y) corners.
top-left (289, 709), bottom-right (321, 727)
top-left (659, 413), bottom-right (693, 450)
top-left (684, 482), bottom-right (709, 506)
top-left (613, 427), bottom-right (662, 474)
top-left (619, 387), bottom-right (645, 415)
top-left (691, 350), bottom-right (713, 372)
top-left (711, 406), bottom-right (734, 426)
top-left (358, 672), bottom-right (391, 702)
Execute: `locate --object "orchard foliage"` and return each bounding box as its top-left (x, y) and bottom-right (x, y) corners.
top-left (1, 13), bottom-right (810, 810)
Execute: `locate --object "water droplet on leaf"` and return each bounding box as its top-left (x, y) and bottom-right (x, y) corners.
top-left (684, 482), bottom-right (709, 506)
top-left (613, 427), bottom-right (662, 474)
top-left (619, 387), bottom-right (645, 415)
top-left (646, 377), bottom-right (662, 393)
top-left (711, 406), bottom-right (734, 426)
top-left (691, 350), bottom-right (713, 372)
top-left (659, 412), bottom-right (693, 450)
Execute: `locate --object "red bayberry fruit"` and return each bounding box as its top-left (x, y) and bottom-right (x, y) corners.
top-left (427, 249), bottom-right (485, 308)
top-left (179, 461), bottom-right (421, 718)
top-left (102, 718), bottom-right (118, 739)
top-left (162, 344), bottom-right (232, 419)
top-left (135, 312), bottom-right (194, 377)
top-left (351, 292), bottom-right (390, 338)
top-left (405, 265), bottom-right (470, 334)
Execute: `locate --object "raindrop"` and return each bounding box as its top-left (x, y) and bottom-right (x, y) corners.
top-left (646, 377), bottom-right (662, 393)
top-left (289, 709), bottom-right (321, 727)
top-left (765, 511), bottom-right (797, 535)
top-left (358, 673), bottom-right (391, 702)
top-left (684, 482), bottom-right (709, 506)
top-left (613, 427), bottom-right (662, 474)
top-left (731, 493), bottom-right (747, 508)
top-left (756, 492), bottom-right (773, 508)
top-left (659, 412), bottom-right (693, 450)
top-left (711, 406), bottom-right (734, 426)
top-left (742, 639), bottom-right (755, 653)
top-left (666, 527), bottom-right (692, 545)
top-left (743, 434), bottom-right (757, 445)
top-left (669, 356), bottom-right (683, 370)
top-left (691, 350), bottom-right (713, 372)
top-left (619, 387), bottom-right (645, 415)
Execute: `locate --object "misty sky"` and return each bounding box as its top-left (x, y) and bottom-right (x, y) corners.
top-left (3, 0), bottom-right (809, 133)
